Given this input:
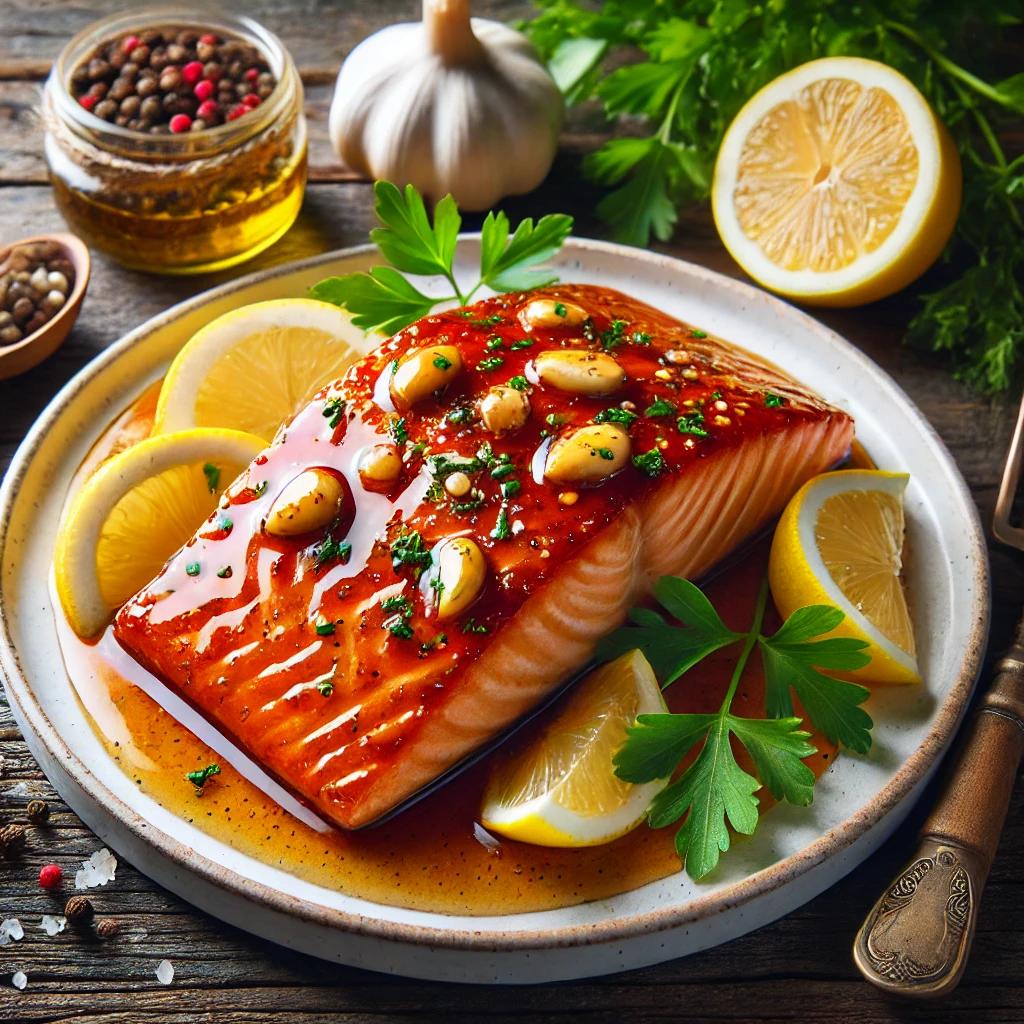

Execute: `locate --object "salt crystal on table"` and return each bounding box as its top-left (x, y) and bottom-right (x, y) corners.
top-left (40, 915), bottom-right (66, 936)
top-left (155, 959), bottom-right (174, 985)
top-left (0, 919), bottom-right (24, 944)
top-left (74, 848), bottom-right (117, 889)
top-left (11, 971), bottom-right (26, 990)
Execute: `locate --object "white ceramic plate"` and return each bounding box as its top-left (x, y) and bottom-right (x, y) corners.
top-left (0, 239), bottom-right (989, 984)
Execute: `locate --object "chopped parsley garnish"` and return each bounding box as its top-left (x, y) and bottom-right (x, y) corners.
top-left (322, 397), bottom-right (345, 429)
top-left (317, 679), bottom-right (334, 697)
top-left (426, 481), bottom-right (446, 503)
top-left (554, 302), bottom-right (568, 317)
top-left (501, 478), bottom-right (521, 498)
top-left (421, 632), bottom-right (448, 651)
top-left (632, 331), bottom-right (652, 345)
top-left (677, 411), bottom-right (709, 437)
top-left (545, 413), bottom-right (568, 427)
top-left (477, 356), bottom-right (505, 372)
top-left (486, 335), bottom-right (504, 350)
top-left (510, 338), bottom-right (533, 350)
top-left (428, 453), bottom-right (483, 479)
top-left (451, 488), bottom-right (486, 512)
top-left (381, 594), bottom-right (413, 616)
top-left (644, 397), bottom-right (677, 418)
top-left (633, 447), bottom-right (666, 476)
top-left (186, 763), bottom-right (220, 793)
top-left (186, 562), bottom-right (200, 577)
top-left (253, 480), bottom-right (268, 498)
top-left (689, 329), bottom-right (707, 339)
top-left (711, 390), bottom-right (722, 401)
top-left (389, 416), bottom-right (409, 445)
top-left (765, 393), bottom-right (786, 408)
top-left (462, 618), bottom-right (490, 634)
top-left (447, 406), bottom-right (474, 425)
top-left (217, 514), bottom-right (233, 535)
top-left (600, 319), bottom-right (627, 350)
top-left (490, 462), bottom-right (516, 479)
top-left (429, 576), bottom-right (445, 594)
top-left (216, 565), bottom-right (233, 579)
top-left (594, 407), bottom-right (638, 427)
top-left (470, 314), bottom-right (504, 327)
top-left (597, 447), bottom-right (615, 460)
top-left (315, 618), bottom-right (336, 636)
top-left (314, 531), bottom-right (353, 569)
top-left (390, 530), bottom-right (432, 576)
top-left (507, 375), bottom-right (530, 391)
top-left (202, 463), bottom-right (220, 493)
top-left (490, 506), bottom-right (512, 540)
top-left (476, 442), bottom-right (496, 466)
top-left (433, 354), bottom-right (453, 371)
top-left (384, 615), bottom-right (415, 640)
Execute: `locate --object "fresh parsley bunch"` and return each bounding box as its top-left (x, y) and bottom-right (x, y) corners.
top-left (311, 181), bottom-right (574, 334)
top-left (597, 574), bottom-right (872, 879)
top-left (524, 0), bottom-right (1024, 392)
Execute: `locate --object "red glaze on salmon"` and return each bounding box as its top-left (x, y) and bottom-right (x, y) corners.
top-left (114, 285), bottom-right (854, 829)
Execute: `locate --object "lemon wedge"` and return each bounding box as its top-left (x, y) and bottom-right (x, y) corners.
top-left (712, 57), bottom-right (961, 306)
top-left (480, 650), bottom-right (669, 847)
top-left (768, 470), bottom-right (919, 684)
top-left (55, 428), bottom-right (266, 638)
top-left (153, 299), bottom-right (376, 442)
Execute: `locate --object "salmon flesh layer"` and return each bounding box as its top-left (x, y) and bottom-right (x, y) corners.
top-left (114, 285), bottom-right (854, 829)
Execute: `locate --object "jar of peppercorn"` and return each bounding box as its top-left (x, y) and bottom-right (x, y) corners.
top-left (43, 9), bottom-right (306, 274)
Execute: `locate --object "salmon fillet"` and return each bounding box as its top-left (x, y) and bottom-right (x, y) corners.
top-left (114, 284), bottom-right (854, 829)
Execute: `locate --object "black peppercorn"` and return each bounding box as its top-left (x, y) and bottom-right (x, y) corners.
top-left (120, 95), bottom-right (141, 117)
top-left (136, 76), bottom-right (158, 99)
top-left (139, 94), bottom-right (162, 120)
top-left (26, 799), bottom-right (50, 825)
top-left (95, 918), bottom-right (120, 938)
top-left (93, 98), bottom-right (118, 120)
top-left (0, 823), bottom-right (27, 859)
top-left (64, 895), bottom-right (94, 923)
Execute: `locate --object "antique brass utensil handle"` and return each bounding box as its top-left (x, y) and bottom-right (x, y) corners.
top-left (853, 619), bottom-right (1024, 996)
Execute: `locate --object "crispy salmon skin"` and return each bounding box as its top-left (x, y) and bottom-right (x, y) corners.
top-left (114, 285), bottom-right (854, 829)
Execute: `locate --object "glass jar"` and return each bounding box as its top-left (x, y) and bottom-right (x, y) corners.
top-left (43, 9), bottom-right (307, 274)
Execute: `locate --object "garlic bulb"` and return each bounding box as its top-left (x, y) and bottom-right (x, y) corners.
top-left (328, 0), bottom-right (564, 211)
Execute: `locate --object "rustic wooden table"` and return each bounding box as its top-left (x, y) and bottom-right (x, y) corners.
top-left (1, 3), bottom-right (1022, 1021)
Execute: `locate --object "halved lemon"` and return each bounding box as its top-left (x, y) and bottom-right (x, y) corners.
top-left (153, 299), bottom-right (376, 442)
top-left (480, 650), bottom-right (669, 847)
top-left (712, 57), bottom-right (961, 306)
top-left (55, 428), bottom-right (266, 638)
top-left (768, 470), bottom-right (919, 684)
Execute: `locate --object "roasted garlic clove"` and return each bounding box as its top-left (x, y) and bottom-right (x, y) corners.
top-left (519, 298), bottom-right (588, 330)
top-left (479, 384), bottom-right (531, 434)
top-left (266, 469), bottom-right (345, 537)
top-left (532, 350), bottom-right (625, 395)
top-left (358, 444), bottom-right (402, 485)
top-left (434, 537), bottom-right (486, 620)
top-left (544, 423), bottom-right (631, 484)
top-left (391, 345), bottom-right (463, 407)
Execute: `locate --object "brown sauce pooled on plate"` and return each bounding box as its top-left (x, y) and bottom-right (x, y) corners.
top-left (56, 382), bottom-right (836, 916)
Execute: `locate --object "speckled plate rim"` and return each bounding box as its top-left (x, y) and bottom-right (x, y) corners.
top-left (0, 238), bottom-right (989, 959)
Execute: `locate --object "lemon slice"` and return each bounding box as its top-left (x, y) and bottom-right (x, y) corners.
top-left (153, 299), bottom-right (376, 442)
top-left (712, 57), bottom-right (961, 306)
top-left (480, 650), bottom-right (669, 847)
top-left (55, 428), bottom-right (266, 638)
top-left (768, 470), bottom-right (919, 684)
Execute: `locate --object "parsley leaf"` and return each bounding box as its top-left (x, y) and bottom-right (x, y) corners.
top-left (479, 210), bottom-right (574, 293)
top-left (645, 396), bottom-right (677, 418)
top-left (594, 406), bottom-right (638, 427)
top-left (310, 265), bottom-right (436, 336)
top-left (185, 763), bottom-right (221, 794)
top-left (202, 463), bottom-right (220, 493)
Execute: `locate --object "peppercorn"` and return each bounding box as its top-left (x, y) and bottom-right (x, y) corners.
top-left (26, 799), bottom-right (50, 825)
top-left (94, 99), bottom-right (118, 120)
top-left (0, 823), bottom-right (27, 859)
top-left (95, 918), bottom-right (120, 938)
top-left (39, 863), bottom-right (63, 890)
top-left (64, 895), bottom-right (94, 923)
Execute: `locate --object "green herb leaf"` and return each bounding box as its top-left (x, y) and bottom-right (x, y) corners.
top-left (490, 506), bottom-right (512, 541)
top-left (632, 446), bottom-right (666, 476)
top-left (185, 562), bottom-right (200, 577)
top-left (594, 407), bottom-right (638, 427)
top-left (645, 396), bottom-right (677, 418)
top-left (310, 266), bottom-right (437, 335)
top-left (370, 180), bottom-right (460, 278)
top-left (727, 716), bottom-right (816, 806)
top-left (390, 530), bottom-right (432, 576)
top-left (390, 416), bottom-right (408, 446)
top-left (477, 356), bottom-right (505, 372)
top-left (507, 375), bottom-right (530, 391)
top-left (764, 393), bottom-right (785, 408)
top-left (317, 678), bottom-right (334, 697)
top-left (186, 763), bottom-right (221, 793)
top-left (433, 354), bottom-right (453, 371)
top-left (677, 411), bottom-right (709, 437)
top-left (322, 397), bottom-right (345, 429)
top-left (479, 211), bottom-right (575, 293)
top-left (202, 463), bottom-right (220, 493)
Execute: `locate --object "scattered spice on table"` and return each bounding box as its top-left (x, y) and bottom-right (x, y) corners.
top-left (95, 917), bottom-right (119, 938)
top-left (64, 895), bottom-right (94, 923)
top-left (38, 864), bottom-right (63, 891)
top-left (70, 27), bottom-right (277, 133)
top-left (0, 823), bottom-right (27, 859)
top-left (0, 242), bottom-right (75, 348)
top-left (25, 799), bottom-right (50, 825)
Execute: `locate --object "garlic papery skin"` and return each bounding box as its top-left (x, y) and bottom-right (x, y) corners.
top-left (328, 0), bottom-right (564, 211)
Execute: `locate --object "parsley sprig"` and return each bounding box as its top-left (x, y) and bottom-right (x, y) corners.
top-left (310, 181), bottom-right (573, 335)
top-left (598, 574), bottom-right (872, 878)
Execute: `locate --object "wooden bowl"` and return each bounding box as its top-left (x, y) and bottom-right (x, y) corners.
top-left (0, 233), bottom-right (90, 381)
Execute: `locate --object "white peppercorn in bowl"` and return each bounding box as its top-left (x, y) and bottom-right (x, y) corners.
top-left (0, 234), bottom-right (90, 381)
top-left (42, 8), bottom-right (306, 274)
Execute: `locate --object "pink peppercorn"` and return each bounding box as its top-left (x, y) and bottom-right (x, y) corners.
top-left (196, 99), bottom-right (219, 120)
top-left (226, 104), bottom-right (247, 121)
top-left (169, 113), bottom-right (193, 133)
top-left (122, 35), bottom-right (141, 54)
top-left (39, 864), bottom-right (63, 891)
top-left (79, 94), bottom-right (99, 111)
top-left (194, 78), bottom-right (215, 101)
top-left (182, 61), bottom-right (204, 85)
top-left (242, 93), bottom-right (261, 108)
top-left (245, 68), bottom-right (259, 83)
top-left (200, 33), bottom-right (218, 46)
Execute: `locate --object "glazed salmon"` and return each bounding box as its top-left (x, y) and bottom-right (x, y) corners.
top-left (114, 285), bottom-right (854, 829)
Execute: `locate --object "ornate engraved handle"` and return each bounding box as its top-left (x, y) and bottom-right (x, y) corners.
top-left (854, 629), bottom-right (1024, 996)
